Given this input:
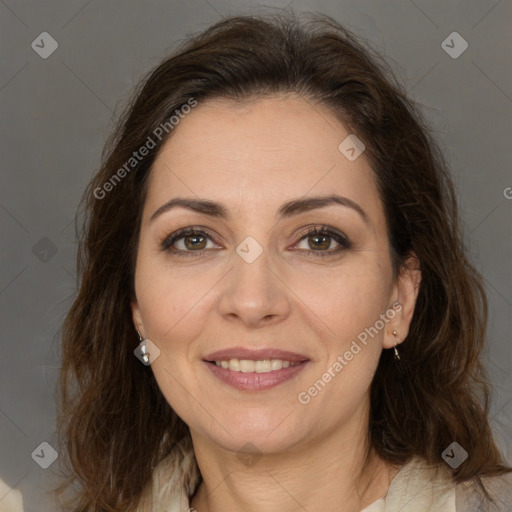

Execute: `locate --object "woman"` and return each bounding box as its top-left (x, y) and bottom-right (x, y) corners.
top-left (55, 11), bottom-right (512, 512)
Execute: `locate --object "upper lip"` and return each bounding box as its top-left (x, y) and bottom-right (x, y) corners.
top-left (204, 347), bottom-right (309, 363)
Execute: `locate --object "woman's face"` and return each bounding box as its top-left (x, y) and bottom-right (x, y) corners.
top-left (131, 94), bottom-right (419, 454)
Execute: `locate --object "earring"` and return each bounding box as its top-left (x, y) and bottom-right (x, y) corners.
top-left (137, 330), bottom-right (150, 365)
top-left (392, 330), bottom-right (400, 360)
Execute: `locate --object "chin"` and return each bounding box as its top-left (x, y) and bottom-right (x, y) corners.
top-left (217, 432), bottom-right (299, 456)
top-left (195, 413), bottom-right (307, 455)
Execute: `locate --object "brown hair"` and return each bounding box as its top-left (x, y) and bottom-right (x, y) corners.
top-left (55, 10), bottom-right (511, 511)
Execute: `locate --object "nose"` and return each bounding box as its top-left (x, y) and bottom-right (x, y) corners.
top-left (217, 244), bottom-right (291, 329)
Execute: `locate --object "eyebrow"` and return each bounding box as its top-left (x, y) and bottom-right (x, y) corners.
top-left (149, 194), bottom-right (369, 225)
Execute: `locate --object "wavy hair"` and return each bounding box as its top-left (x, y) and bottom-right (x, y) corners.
top-left (54, 10), bottom-right (511, 511)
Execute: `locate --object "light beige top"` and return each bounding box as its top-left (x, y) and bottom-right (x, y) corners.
top-left (3, 437), bottom-right (510, 512)
top-left (136, 436), bottom-right (512, 512)
top-left (0, 477), bottom-right (24, 512)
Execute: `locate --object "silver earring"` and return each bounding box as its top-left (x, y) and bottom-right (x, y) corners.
top-left (137, 330), bottom-right (150, 365)
top-left (392, 330), bottom-right (400, 360)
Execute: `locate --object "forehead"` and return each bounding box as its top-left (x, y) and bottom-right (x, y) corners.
top-left (143, 94), bottom-right (382, 226)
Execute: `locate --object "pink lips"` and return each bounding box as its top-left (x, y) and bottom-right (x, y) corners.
top-left (203, 347), bottom-right (310, 391)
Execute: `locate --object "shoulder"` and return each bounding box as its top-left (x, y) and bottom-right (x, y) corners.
top-left (383, 456), bottom-right (457, 510)
top-left (455, 471), bottom-right (512, 512)
top-left (136, 435), bottom-right (200, 512)
top-left (0, 476), bottom-right (24, 512)
top-left (392, 458), bottom-right (512, 512)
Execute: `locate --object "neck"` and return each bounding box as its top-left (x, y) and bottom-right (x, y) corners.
top-left (189, 404), bottom-right (397, 512)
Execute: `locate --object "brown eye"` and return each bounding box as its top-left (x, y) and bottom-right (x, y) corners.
top-left (183, 234), bottom-right (207, 250)
top-left (161, 228), bottom-right (218, 256)
top-left (307, 233), bottom-right (332, 251)
top-left (294, 226), bottom-right (351, 257)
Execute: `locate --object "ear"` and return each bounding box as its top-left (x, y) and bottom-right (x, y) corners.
top-left (131, 296), bottom-right (145, 338)
top-left (383, 251), bottom-right (422, 349)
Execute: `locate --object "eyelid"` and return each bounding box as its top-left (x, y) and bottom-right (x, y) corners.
top-left (291, 225), bottom-right (351, 254)
top-left (160, 226), bottom-right (221, 251)
top-left (295, 225), bottom-right (350, 244)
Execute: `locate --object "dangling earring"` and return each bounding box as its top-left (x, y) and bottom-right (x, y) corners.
top-left (392, 330), bottom-right (400, 360)
top-left (137, 330), bottom-right (150, 365)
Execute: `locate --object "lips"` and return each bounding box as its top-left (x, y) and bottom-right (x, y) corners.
top-left (204, 359), bottom-right (309, 391)
top-left (202, 346), bottom-right (310, 391)
top-left (203, 347), bottom-right (309, 363)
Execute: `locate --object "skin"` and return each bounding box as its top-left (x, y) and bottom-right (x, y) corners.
top-left (131, 93), bottom-right (421, 512)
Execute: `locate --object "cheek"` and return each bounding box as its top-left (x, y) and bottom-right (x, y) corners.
top-left (138, 273), bottom-right (210, 424)
top-left (134, 256), bottom-right (215, 345)
top-left (134, 260), bottom-right (219, 418)
top-left (288, 258), bottom-right (391, 338)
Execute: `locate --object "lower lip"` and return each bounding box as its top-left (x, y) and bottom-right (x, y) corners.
top-left (203, 360), bottom-right (309, 391)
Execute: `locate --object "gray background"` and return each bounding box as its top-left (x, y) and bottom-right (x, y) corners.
top-left (1, 1), bottom-right (511, 511)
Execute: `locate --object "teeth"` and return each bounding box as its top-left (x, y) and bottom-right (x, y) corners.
top-left (255, 360), bottom-right (270, 373)
top-left (270, 359), bottom-right (282, 370)
top-left (240, 359), bottom-right (255, 373)
top-left (213, 358), bottom-right (301, 372)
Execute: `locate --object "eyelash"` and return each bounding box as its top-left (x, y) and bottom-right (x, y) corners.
top-left (160, 225), bottom-right (351, 259)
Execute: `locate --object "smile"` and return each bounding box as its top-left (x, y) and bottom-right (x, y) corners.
top-left (204, 359), bottom-right (309, 391)
top-left (213, 358), bottom-right (301, 372)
